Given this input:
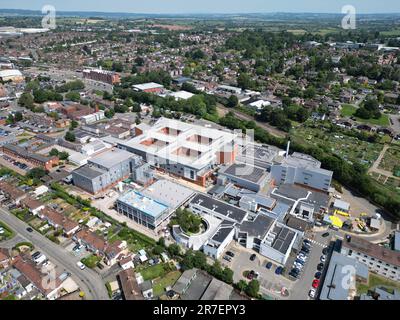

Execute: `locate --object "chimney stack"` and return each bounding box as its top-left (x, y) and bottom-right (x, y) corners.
top-left (286, 140), bottom-right (291, 158)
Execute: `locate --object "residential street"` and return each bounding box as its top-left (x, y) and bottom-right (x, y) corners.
top-left (0, 206), bottom-right (109, 300)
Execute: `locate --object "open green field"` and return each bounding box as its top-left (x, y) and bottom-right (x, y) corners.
top-left (378, 146), bottom-right (400, 174)
top-left (341, 104), bottom-right (357, 117)
top-left (316, 27), bottom-right (341, 35)
top-left (292, 125), bottom-right (383, 167)
top-left (380, 28), bottom-right (400, 37)
top-left (287, 29), bottom-right (307, 35)
top-left (340, 104), bottom-right (390, 126)
top-left (357, 273), bottom-right (400, 295)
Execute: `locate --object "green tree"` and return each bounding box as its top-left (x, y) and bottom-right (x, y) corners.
top-left (49, 148), bottom-right (59, 157)
top-left (14, 111), bottom-right (23, 122)
top-left (65, 91), bottom-right (80, 102)
top-left (33, 89), bottom-right (48, 103)
top-left (70, 120), bottom-right (79, 130)
top-left (245, 279), bottom-right (260, 298)
top-left (18, 92), bottom-right (34, 109)
top-left (227, 95), bottom-right (239, 108)
top-left (167, 243), bottom-right (181, 257)
top-left (59, 151), bottom-right (69, 160)
top-left (65, 131), bottom-right (76, 142)
top-left (27, 168), bottom-right (46, 180)
top-left (236, 280), bottom-right (247, 293)
top-left (104, 108), bottom-right (115, 119)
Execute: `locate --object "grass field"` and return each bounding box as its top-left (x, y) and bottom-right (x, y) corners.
top-left (380, 28), bottom-right (400, 37)
top-left (140, 264), bottom-right (167, 281)
top-left (341, 104), bottom-right (390, 126)
top-left (0, 221), bottom-right (14, 241)
top-left (81, 254), bottom-right (101, 269)
top-left (341, 104), bottom-right (357, 117)
top-left (357, 273), bottom-right (400, 295)
top-left (287, 29), bottom-right (307, 35)
top-left (152, 271), bottom-right (181, 296)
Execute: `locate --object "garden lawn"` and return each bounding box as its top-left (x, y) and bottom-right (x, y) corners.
top-left (0, 221), bottom-right (14, 241)
top-left (152, 271), bottom-right (181, 297)
top-left (341, 104), bottom-right (357, 117)
top-left (140, 264), bottom-right (166, 281)
top-left (340, 104), bottom-right (390, 126)
top-left (81, 254), bottom-right (101, 269)
top-left (357, 273), bottom-right (400, 295)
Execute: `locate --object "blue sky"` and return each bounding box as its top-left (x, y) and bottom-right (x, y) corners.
top-left (1, 0), bottom-right (400, 14)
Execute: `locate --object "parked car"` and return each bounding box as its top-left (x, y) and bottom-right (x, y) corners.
top-left (247, 270), bottom-right (255, 280)
top-left (275, 266), bottom-right (283, 275)
top-left (290, 269), bottom-right (300, 278)
top-left (315, 272), bottom-right (322, 279)
top-left (301, 247), bottom-right (310, 254)
top-left (322, 232), bottom-right (330, 238)
top-left (293, 262), bottom-right (303, 269)
top-left (312, 279), bottom-right (320, 289)
top-left (317, 263), bottom-right (324, 271)
top-left (320, 255), bottom-right (327, 263)
top-left (223, 255), bottom-right (232, 262)
top-left (309, 288), bottom-right (316, 299)
top-left (297, 256), bottom-right (307, 263)
top-left (226, 251), bottom-right (235, 258)
top-left (266, 262), bottom-right (273, 269)
top-left (77, 261), bottom-right (86, 270)
top-left (31, 251), bottom-right (41, 259)
top-left (322, 247), bottom-right (329, 255)
top-left (295, 259), bottom-right (305, 265)
top-left (303, 239), bottom-right (311, 245)
top-left (250, 254), bottom-right (257, 261)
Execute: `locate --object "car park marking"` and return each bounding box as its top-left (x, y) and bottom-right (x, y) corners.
top-left (305, 238), bottom-right (325, 248)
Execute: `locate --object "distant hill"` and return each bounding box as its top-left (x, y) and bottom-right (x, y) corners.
top-left (0, 8), bottom-right (399, 20)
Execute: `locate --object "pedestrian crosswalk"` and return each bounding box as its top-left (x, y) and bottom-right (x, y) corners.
top-left (306, 238), bottom-right (325, 248)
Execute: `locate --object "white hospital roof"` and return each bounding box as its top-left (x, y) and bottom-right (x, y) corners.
top-left (0, 69), bottom-right (22, 77)
top-left (133, 82), bottom-right (164, 91)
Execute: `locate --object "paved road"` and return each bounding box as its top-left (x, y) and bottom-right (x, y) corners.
top-left (389, 114), bottom-right (400, 135)
top-left (0, 234), bottom-right (25, 248)
top-left (0, 207), bottom-right (109, 300)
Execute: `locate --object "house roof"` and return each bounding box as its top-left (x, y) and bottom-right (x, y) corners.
top-left (20, 196), bottom-right (44, 210)
top-left (40, 207), bottom-right (78, 233)
top-left (118, 268), bottom-right (144, 300)
top-left (343, 236), bottom-right (400, 267)
top-left (0, 181), bottom-right (25, 200)
top-left (0, 248), bottom-right (10, 261)
top-left (75, 228), bottom-right (107, 252)
top-left (13, 255), bottom-right (62, 296)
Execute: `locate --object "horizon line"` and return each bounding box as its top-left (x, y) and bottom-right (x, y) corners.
top-left (1, 8), bottom-right (400, 16)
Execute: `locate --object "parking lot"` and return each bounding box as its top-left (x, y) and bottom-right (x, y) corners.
top-left (290, 231), bottom-right (334, 300)
top-left (223, 243), bottom-right (293, 299)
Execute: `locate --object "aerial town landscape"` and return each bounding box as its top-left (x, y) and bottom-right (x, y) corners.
top-left (1, 0), bottom-right (400, 304)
